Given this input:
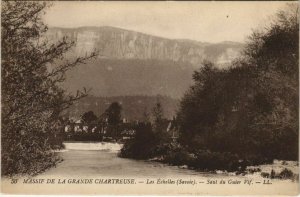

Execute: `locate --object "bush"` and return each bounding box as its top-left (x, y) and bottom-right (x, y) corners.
top-left (163, 144), bottom-right (194, 166)
top-left (242, 154), bottom-right (272, 166)
top-left (261, 168), bottom-right (295, 180)
top-left (261, 172), bottom-right (270, 178)
top-left (120, 123), bottom-right (157, 159)
top-left (191, 150), bottom-right (246, 172)
top-left (120, 121), bottom-right (175, 160)
top-left (278, 168), bottom-right (294, 179)
top-left (247, 167), bottom-right (261, 174)
top-left (270, 169), bottom-right (276, 179)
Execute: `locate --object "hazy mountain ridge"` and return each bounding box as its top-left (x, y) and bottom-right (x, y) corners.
top-left (47, 26), bottom-right (243, 67)
top-left (47, 26), bottom-right (244, 99)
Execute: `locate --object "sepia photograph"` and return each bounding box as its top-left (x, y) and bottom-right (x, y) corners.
top-left (1, 1), bottom-right (299, 195)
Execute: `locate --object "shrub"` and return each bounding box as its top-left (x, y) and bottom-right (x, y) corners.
top-left (243, 154), bottom-right (273, 166)
top-left (270, 169), bottom-right (276, 179)
top-left (261, 172), bottom-right (270, 178)
top-left (190, 150), bottom-right (246, 172)
top-left (278, 168), bottom-right (294, 179)
top-left (119, 123), bottom-right (157, 159)
top-left (261, 168), bottom-right (295, 180)
top-left (247, 167), bottom-right (261, 174)
top-left (163, 144), bottom-right (194, 166)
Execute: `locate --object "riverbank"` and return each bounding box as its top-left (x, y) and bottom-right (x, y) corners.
top-left (59, 142), bottom-right (298, 182)
top-left (120, 139), bottom-right (299, 182)
top-left (2, 142), bottom-right (298, 195)
top-left (148, 156), bottom-right (299, 182)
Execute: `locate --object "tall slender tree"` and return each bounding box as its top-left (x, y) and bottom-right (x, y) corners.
top-left (152, 100), bottom-right (164, 132)
top-left (105, 102), bottom-right (122, 138)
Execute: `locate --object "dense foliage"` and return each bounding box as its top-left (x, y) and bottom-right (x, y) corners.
top-left (105, 102), bottom-right (122, 126)
top-left (120, 102), bottom-right (172, 159)
top-left (121, 4), bottom-right (298, 172)
top-left (104, 102), bottom-right (122, 139)
top-left (177, 4), bottom-right (298, 162)
top-left (120, 123), bottom-right (157, 159)
top-left (120, 123), bottom-right (173, 159)
top-left (81, 111), bottom-right (98, 125)
top-left (1, 1), bottom-right (95, 176)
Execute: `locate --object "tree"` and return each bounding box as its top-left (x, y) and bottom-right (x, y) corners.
top-left (120, 122), bottom-right (157, 159)
top-left (177, 3), bottom-right (298, 162)
top-left (152, 100), bottom-right (164, 132)
top-left (177, 61), bottom-right (228, 151)
top-left (105, 102), bottom-right (122, 138)
top-left (105, 102), bottom-right (122, 126)
top-left (81, 111), bottom-right (98, 125)
top-left (1, 1), bottom-right (96, 176)
top-left (238, 3), bottom-right (298, 160)
top-left (142, 106), bottom-right (150, 123)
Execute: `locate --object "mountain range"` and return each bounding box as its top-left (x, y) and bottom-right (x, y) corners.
top-left (47, 26), bottom-right (243, 119)
top-left (47, 26), bottom-right (243, 99)
top-left (47, 26), bottom-right (243, 68)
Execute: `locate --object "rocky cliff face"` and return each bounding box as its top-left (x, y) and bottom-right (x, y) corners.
top-left (47, 26), bottom-right (243, 68)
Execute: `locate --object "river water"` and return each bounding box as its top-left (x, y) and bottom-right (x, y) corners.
top-left (41, 142), bottom-right (210, 178)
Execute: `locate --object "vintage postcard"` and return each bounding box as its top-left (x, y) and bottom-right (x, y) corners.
top-left (1, 1), bottom-right (299, 195)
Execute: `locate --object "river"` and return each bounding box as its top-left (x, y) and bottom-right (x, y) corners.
top-left (41, 142), bottom-right (210, 178)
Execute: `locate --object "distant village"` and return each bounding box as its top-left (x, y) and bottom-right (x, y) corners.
top-left (60, 102), bottom-right (179, 142)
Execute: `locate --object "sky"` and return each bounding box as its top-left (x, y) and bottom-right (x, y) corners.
top-left (43, 1), bottom-right (290, 43)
